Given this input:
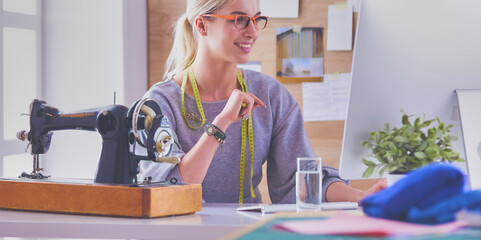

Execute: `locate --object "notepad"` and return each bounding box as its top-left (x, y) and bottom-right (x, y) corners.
top-left (236, 202), bottom-right (358, 214)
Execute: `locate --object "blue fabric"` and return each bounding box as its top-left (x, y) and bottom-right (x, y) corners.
top-left (407, 190), bottom-right (481, 224)
top-left (361, 164), bottom-right (465, 222)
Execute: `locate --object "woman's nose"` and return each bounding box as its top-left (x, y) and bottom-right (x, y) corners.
top-left (243, 19), bottom-right (258, 37)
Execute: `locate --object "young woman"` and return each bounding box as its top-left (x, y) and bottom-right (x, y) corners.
top-left (140, 0), bottom-right (386, 204)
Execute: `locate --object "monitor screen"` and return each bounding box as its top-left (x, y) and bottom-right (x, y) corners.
top-left (339, 0), bottom-right (481, 186)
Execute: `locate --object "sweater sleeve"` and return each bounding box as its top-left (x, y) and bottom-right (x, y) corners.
top-left (138, 82), bottom-right (186, 184)
top-left (266, 86), bottom-right (347, 203)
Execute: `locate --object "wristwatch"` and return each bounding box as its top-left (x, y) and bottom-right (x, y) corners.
top-left (204, 123), bottom-right (226, 144)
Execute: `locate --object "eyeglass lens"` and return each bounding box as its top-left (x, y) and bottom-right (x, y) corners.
top-left (236, 16), bottom-right (267, 30)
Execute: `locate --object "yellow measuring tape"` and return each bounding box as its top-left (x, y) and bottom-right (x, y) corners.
top-left (237, 69), bottom-right (256, 204)
top-left (181, 66), bottom-right (255, 204)
top-left (181, 66), bottom-right (206, 129)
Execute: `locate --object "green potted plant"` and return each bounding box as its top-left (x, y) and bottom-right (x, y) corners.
top-left (360, 111), bottom-right (464, 184)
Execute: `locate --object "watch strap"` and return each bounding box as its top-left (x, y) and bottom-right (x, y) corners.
top-left (204, 123), bottom-right (226, 144)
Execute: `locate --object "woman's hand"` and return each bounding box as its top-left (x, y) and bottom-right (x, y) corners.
top-left (326, 179), bottom-right (388, 204)
top-left (216, 89), bottom-right (266, 127)
top-left (357, 179), bottom-right (387, 202)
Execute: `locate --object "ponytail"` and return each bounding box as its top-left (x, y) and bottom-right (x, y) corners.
top-left (163, 14), bottom-right (197, 80)
top-left (163, 0), bottom-right (227, 80)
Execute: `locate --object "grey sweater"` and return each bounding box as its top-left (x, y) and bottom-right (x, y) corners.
top-left (139, 69), bottom-right (347, 203)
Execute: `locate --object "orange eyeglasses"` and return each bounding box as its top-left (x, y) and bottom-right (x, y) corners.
top-left (202, 14), bottom-right (269, 30)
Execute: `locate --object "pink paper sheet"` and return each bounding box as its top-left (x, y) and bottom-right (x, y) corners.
top-left (274, 212), bottom-right (465, 237)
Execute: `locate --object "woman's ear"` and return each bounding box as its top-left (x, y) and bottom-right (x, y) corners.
top-left (194, 17), bottom-right (208, 36)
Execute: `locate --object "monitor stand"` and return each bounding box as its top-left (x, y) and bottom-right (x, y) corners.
top-left (455, 89), bottom-right (481, 190)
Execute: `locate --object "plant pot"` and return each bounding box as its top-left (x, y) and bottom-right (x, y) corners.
top-left (386, 173), bottom-right (407, 186)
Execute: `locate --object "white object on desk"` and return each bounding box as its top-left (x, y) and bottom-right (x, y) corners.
top-left (237, 204), bottom-right (297, 214)
top-left (236, 202), bottom-right (358, 214)
top-left (321, 201), bottom-right (358, 210)
top-left (455, 89), bottom-right (481, 190)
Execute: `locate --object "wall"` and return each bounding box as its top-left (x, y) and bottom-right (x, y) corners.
top-left (42, 0), bottom-right (147, 178)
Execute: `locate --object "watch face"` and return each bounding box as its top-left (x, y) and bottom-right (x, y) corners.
top-left (206, 126), bottom-right (214, 135)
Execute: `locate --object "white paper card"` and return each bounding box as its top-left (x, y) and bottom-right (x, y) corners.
top-left (326, 4), bottom-right (353, 51)
top-left (260, 0), bottom-right (299, 18)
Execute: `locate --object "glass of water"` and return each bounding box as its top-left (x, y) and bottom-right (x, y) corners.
top-left (296, 157), bottom-right (323, 211)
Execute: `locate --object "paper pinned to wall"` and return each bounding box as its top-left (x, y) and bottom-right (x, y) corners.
top-left (260, 0), bottom-right (299, 18)
top-left (302, 73), bottom-right (351, 122)
top-left (326, 4), bottom-right (353, 51)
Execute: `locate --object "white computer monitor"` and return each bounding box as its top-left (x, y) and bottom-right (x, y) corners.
top-left (339, 0), bottom-right (481, 189)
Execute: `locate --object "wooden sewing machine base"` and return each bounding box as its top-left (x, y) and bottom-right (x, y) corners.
top-left (0, 178), bottom-right (202, 218)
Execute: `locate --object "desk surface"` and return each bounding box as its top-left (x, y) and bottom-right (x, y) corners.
top-left (0, 203), bottom-right (271, 240)
top-left (2, 204), bottom-right (474, 240)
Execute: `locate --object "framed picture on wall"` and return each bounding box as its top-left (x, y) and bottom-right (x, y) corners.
top-left (276, 27), bottom-right (324, 83)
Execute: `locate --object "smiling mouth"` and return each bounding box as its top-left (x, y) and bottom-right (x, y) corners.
top-left (235, 43), bottom-right (251, 49)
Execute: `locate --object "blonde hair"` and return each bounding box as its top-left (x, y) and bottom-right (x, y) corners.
top-left (163, 0), bottom-right (228, 80)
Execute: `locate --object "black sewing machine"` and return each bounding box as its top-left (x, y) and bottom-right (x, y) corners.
top-left (16, 98), bottom-right (179, 185)
top-left (4, 99), bottom-right (201, 218)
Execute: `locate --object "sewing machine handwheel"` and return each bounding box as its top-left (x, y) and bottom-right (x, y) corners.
top-left (154, 129), bottom-right (173, 158)
top-left (146, 116), bottom-right (174, 162)
top-left (128, 98), bottom-right (162, 148)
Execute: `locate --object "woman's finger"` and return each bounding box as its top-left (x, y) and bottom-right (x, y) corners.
top-left (249, 93), bottom-right (266, 108)
top-left (239, 93), bottom-right (265, 118)
top-left (241, 97), bottom-right (254, 118)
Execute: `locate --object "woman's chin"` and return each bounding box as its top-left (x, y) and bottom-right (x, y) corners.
top-left (235, 56), bottom-right (250, 64)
